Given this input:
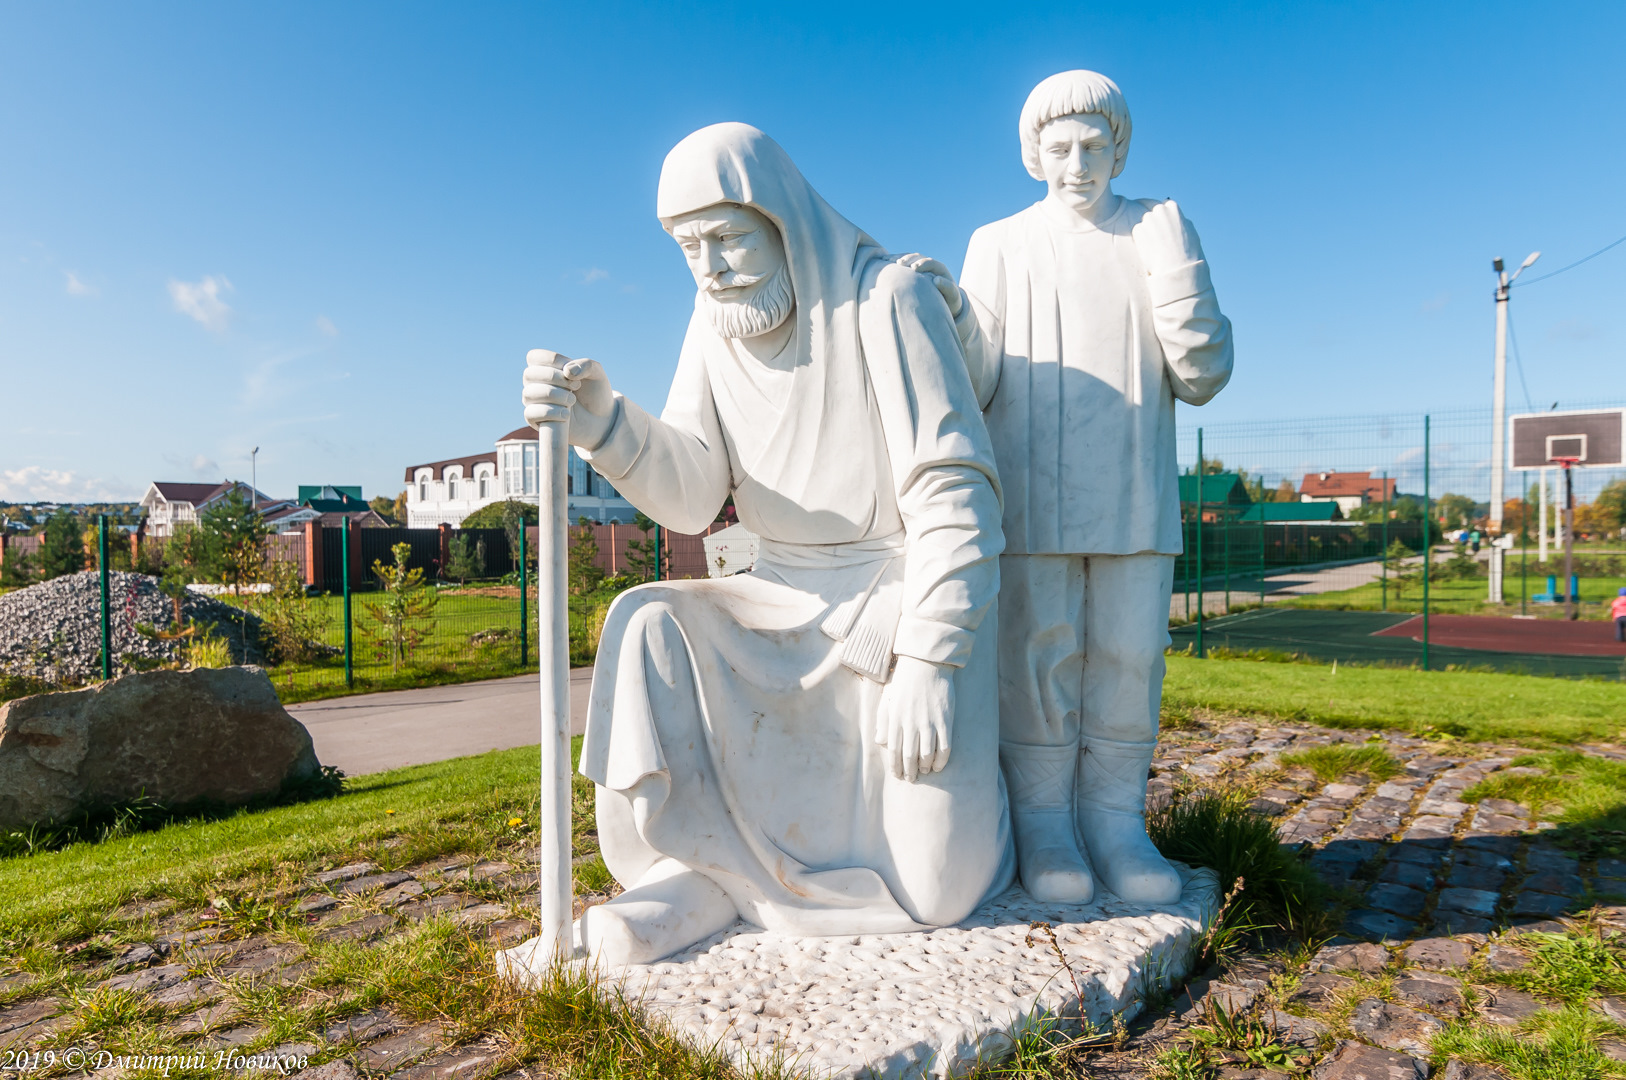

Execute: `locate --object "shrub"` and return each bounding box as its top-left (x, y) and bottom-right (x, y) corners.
top-left (1148, 790), bottom-right (1329, 941)
top-left (445, 534), bottom-right (487, 583)
top-left (254, 560), bottom-right (330, 665)
top-left (569, 516), bottom-right (604, 595)
top-left (360, 543), bottom-right (438, 673)
top-left (37, 511), bottom-right (85, 580)
top-left (183, 624), bottom-right (234, 669)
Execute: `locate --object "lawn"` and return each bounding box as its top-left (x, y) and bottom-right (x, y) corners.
top-left (1277, 570), bottom-right (1626, 620)
top-left (1275, 551), bottom-right (1625, 621)
top-left (0, 741), bottom-right (780, 1080)
top-left (1162, 653), bottom-right (1626, 745)
top-left (238, 582), bottom-right (630, 704)
top-left (0, 742), bottom-right (590, 943)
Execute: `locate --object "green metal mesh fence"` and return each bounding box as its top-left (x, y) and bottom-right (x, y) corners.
top-left (1169, 403), bottom-right (1626, 675)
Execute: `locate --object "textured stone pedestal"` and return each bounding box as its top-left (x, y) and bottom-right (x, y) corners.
top-left (498, 865), bottom-right (1218, 1079)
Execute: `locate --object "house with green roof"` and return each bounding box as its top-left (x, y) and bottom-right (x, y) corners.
top-left (1236, 501), bottom-right (1345, 523)
top-left (1179, 472), bottom-right (1253, 521)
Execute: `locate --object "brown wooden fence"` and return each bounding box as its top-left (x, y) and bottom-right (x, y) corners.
top-left (0, 534), bottom-right (43, 575)
top-left (529, 521), bottom-right (733, 581)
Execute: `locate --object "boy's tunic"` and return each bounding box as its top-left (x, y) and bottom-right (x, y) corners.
top-left (962, 197), bottom-right (1233, 558)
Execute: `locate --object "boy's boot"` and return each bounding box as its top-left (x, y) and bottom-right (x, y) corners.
top-left (1076, 736), bottom-right (1182, 904)
top-left (1001, 741), bottom-right (1095, 903)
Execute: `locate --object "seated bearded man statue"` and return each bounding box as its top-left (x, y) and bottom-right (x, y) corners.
top-left (522, 122), bottom-right (1014, 966)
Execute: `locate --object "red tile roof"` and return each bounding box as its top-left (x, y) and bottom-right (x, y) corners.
top-left (1299, 471), bottom-right (1397, 500)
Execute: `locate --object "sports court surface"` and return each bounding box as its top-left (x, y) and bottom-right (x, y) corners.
top-left (1168, 608), bottom-right (1626, 679)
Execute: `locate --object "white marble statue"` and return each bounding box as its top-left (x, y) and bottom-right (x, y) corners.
top-left (958, 71), bottom-right (1234, 905)
top-left (521, 122), bottom-right (1013, 966)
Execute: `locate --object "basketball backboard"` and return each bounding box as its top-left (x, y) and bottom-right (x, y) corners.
top-left (1509, 408), bottom-right (1625, 469)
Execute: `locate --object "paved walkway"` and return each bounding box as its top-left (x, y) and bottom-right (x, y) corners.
top-left (288, 667), bottom-right (593, 777)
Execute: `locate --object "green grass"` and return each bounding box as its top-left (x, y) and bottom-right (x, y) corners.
top-left (0, 741), bottom-right (590, 943)
top-left (1276, 744), bottom-right (1401, 784)
top-left (245, 580), bottom-right (632, 703)
top-left (1162, 654), bottom-right (1626, 745)
top-left (1463, 752), bottom-right (1626, 859)
top-left (1430, 1005), bottom-right (1626, 1080)
top-left (1279, 571), bottom-right (1626, 621)
top-left (1483, 928), bottom-right (1626, 1005)
top-left (0, 738), bottom-right (802, 1079)
top-left (1148, 791), bottom-right (1332, 946)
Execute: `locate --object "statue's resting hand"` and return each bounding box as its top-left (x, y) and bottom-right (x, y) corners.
top-left (875, 655), bottom-right (954, 782)
top-left (523, 348), bottom-right (617, 449)
top-left (892, 253), bottom-right (964, 318)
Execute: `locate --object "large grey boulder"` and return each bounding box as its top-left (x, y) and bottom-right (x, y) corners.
top-left (0, 666), bottom-right (320, 830)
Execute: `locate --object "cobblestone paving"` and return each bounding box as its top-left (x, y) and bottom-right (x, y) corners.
top-left (1151, 721), bottom-right (1626, 942)
top-left (1, 716), bottom-right (1622, 1079)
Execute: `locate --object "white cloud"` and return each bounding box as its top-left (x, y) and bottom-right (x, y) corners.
top-left (190, 454), bottom-right (219, 475)
top-left (316, 315), bottom-right (339, 337)
top-left (1420, 291), bottom-right (1449, 313)
top-left (0, 466), bottom-right (128, 502)
top-left (168, 275), bottom-right (234, 332)
top-left (64, 271), bottom-right (97, 297)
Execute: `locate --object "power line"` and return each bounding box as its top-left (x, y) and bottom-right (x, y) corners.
top-left (1505, 307), bottom-right (1534, 413)
top-left (1513, 231), bottom-right (1626, 286)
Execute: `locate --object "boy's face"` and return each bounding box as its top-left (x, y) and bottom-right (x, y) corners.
top-left (1038, 113), bottom-right (1116, 217)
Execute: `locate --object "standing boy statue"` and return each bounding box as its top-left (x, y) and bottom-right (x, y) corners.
top-left (959, 70), bottom-right (1234, 904)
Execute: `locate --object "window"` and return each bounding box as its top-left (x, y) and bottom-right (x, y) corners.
top-left (479, 474), bottom-right (490, 499)
top-left (522, 442), bottom-right (538, 495)
top-left (418, 481), bottom-right (426, 502)
top-left (503, 445), bottom-right (523, 495)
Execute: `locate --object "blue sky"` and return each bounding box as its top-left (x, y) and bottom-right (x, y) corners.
top-left (2, 1), bottom-right (1622, 503)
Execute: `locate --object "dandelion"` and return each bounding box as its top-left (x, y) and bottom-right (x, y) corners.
top-left (508, 817), bottom-right (524, 827)
top-left (385, 809), bottom-right (396, 815)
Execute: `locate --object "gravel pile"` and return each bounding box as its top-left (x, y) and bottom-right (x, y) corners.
top-left (0, 571), bottom-right (266, 685)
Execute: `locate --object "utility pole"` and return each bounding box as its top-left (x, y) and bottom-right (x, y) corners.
top-left (1489, 252), bottom-right (1539, 534)
top-left (251, 446), bottom-right (260, 512)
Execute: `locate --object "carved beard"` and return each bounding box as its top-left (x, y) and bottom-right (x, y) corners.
top-left (701, 263), bottom-right (794, 341)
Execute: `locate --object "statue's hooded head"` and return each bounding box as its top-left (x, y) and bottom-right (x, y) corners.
top-left (657, 123), bottom-right (875, 349)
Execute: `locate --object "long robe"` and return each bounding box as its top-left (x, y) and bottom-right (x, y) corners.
top-left (961, 197), bottom-right (1234, 556)
top-left (576, 124), bottom-right (1013, 936)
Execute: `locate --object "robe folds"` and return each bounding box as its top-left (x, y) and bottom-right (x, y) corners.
top-left (961, 197), bottom-right (1234, 557)
top-left (576, 124), bottom-right (1014, 935)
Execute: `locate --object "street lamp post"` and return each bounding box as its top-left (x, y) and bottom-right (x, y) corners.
top-left (251, 446), bottom-right (260, 511)
top-left (1489, 252), bottom-right (1539, 534)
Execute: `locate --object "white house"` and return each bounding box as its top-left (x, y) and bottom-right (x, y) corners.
top-left (139, 481), bottom-right (282, 537)
top-left (404, 426), bottom-right (638, 527)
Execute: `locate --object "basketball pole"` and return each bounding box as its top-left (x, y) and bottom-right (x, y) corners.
top-left (1538, 468), bottom-right (1548, 564)
top-left (1561, 461), bottom-right (1577, 622)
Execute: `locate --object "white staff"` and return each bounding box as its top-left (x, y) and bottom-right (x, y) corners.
top-left (525, 347), bottom-right (575, 961)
